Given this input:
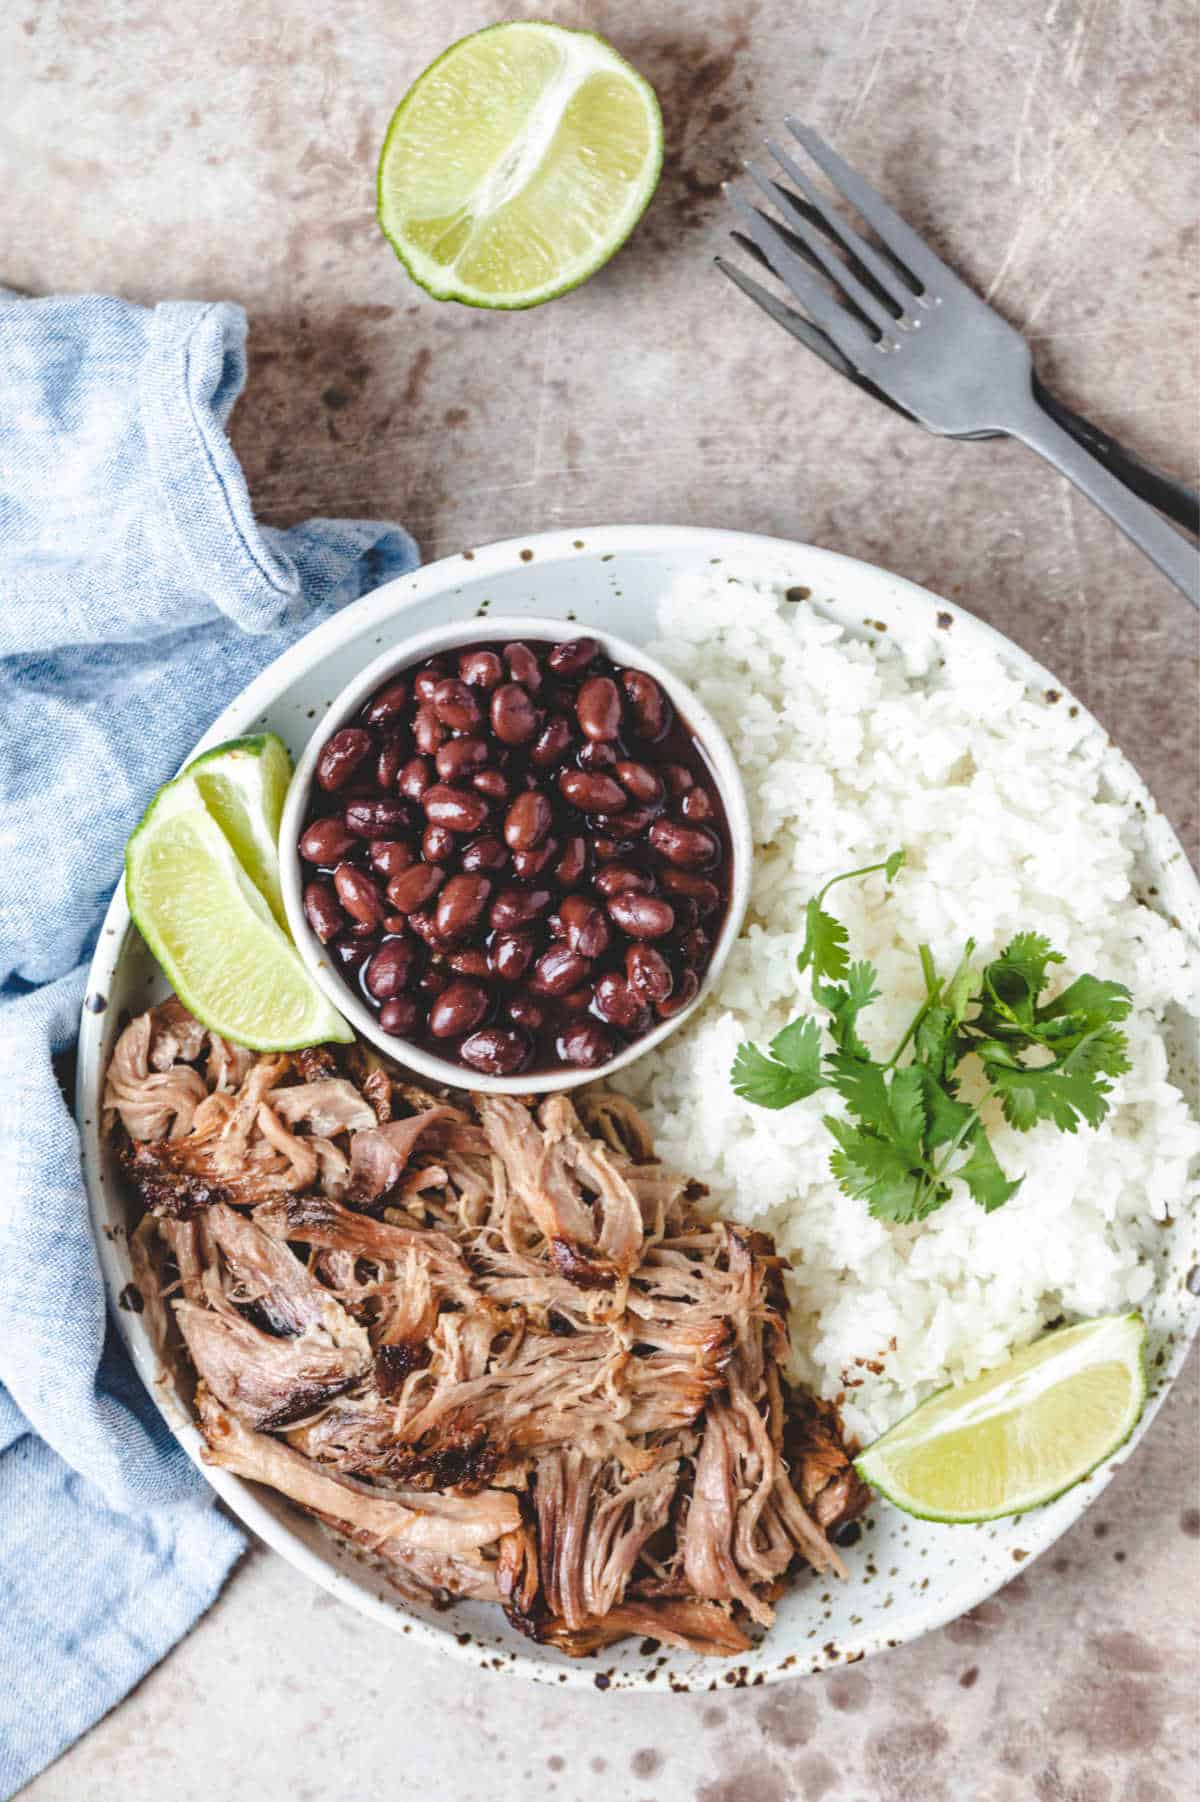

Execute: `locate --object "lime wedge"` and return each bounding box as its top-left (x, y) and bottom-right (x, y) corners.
top-left (185, 734), bottom-right (292, 928)
top-left (377, 21), bottom-right (663, 308)
top-left (855, 1313), bottom-right (1147, 1522)
top-left (127, 766), bottom-right (352, 1051)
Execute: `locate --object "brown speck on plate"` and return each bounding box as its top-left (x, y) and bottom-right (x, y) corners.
top-left (1012, 1548), bottom-right (1028, 1562)
top-left (937, 611), bottom-right (954, 629)
top-left (519, 548), bottom-right (534, 562)
top-left (463, 549), bottom-right (475, 560)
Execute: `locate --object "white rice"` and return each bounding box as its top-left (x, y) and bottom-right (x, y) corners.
top-left (619, 571), bottom-right (1200, 1442)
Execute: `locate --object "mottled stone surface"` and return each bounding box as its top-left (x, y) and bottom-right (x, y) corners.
top-left (5, 0), bottom-right (1198, 1796)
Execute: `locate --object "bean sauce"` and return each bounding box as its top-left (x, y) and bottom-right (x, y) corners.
top-left (298, 637), bottom-right (732, 1073)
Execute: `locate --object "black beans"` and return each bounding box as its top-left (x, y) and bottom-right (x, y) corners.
top-left (506, 990), bottom-right (546, 1031)
top-left (460, 1026), bottom-right (532, 1075)
top-left (557, 1021), bottom-right (616, 1068)
top-left (559, 893), bottom-right (610, 957)
top-left (504, 642), bottom-right (543, 692)
top-left (472, 767), bottom-right (509, 801)
top-left (423, 785), bottom-right (489, 834)
top-left (303, 879), bottom-right (343, 943)
top-left (345, 797), bottom-right (410, 838)
top-left (435, 874), bottom-right (491, 942)
top-left (413, 705), bottom-right (446, 755)
top-left (316, 728), bottom-right (373, 792)
top-left (593, 971), bottom-right (650, 1032)
top-left (364, 679), bottom-right (410, 725)
top-left (461, 835), bottom-right (509, 874)
top-left (364, 938), bottom-right (418, 1002)
top-left (459, 648), bottom-right (504, 689)
top-left (556, 835), bottom-right (588, 888)
top-left (547, 636), bottom-right (598, 676)
top-left (559, 769), bottom-right (626, 813)
top-left (421, 822), bottom-right (457, 864)
top-left (680, 786), bottom-right (714, 823)
top-left (379, 995), bottom-right (419, 1036)
top-left (504, 790), bottom-right (552, 851)
top-left (626, 943), bottom-right (673, 1004)
top-left (531, 715), bottom-right (575, 770)
top-left (432, 677), bottom-right (481, 733)
top-left (429, 980), bottom-right (490, 1039)
top-left (532, 945), bottom-right (591, 996)
top-left (436, 735), bottom-right (489, 782)
top-left (657, 968), bottom-right (699, 1018)
top-left (621, 670), bottom-right (669, 741)
top-left (386, 864), bottom-right (445, 914)
top-left (607, 892), bottom-right (675, 940)
top-left (302, 634), bottom-right (732, 1072)
top-left (490, 682), bottom-right (538, 745)
top-left (659, 866), bottom-right (721, 914)
top-left (489, 885), bottom-right (552, 930)
top-left (369, 840), bottom-right (414, 880)
top-left (300, 817), bottom-right (357, 866)
top-left (399, 755), bottom-right (434, 801)
top-left (511, 837), bottom-right (559, 879)
top-left (576, 674), bottom-right (622, 742)
top-left (333, 864), bottom-right (385, 928)
top-left (490, 931), bottom-right (536, 982)
top-left (649, 819), bottom-right (719, 869)
top-left (594, 862), bottom-right (652, 899)
top-left (615, 760), bottom-right (663, 806)
top-left (376, 731), bottom-right (407, 792)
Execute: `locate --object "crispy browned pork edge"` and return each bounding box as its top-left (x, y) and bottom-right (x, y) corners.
top-left (106, 1002), bottom-right (868, 1657)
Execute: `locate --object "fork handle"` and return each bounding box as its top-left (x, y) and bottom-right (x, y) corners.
top-left (1033, 381), bottom-right (1200, 537)
top-left (1007, 390), bottom-right (1199, 608)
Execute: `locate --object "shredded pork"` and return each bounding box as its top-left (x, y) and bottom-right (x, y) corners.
top-left (106, 1000), bottom-right (869, 1657)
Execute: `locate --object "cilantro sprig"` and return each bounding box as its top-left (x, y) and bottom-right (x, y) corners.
top-left (730, 852), bottom-right (1132, 1225)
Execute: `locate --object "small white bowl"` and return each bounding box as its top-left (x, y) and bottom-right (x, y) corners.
top-left (278, 614), bottom-right (752, 1094)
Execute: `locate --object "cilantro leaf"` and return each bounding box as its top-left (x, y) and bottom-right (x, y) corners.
top-left (816, 960), bottom-right (881, 1059)
top-left (798, 852), bottom-right (906, 983)
top-left (976, 933), bottom-right (1066, 1035)
top-left (825, 1116), bottom-right (940, 1223)
top-left (888, 1066), bottom-right (928, 1162)
top-left (731, 1015), bottom-right (825, 1109)
top-left (980, 1027), bottom-right (1129, 1133)
top-left (797, 898), bottom-right (850, 983)
top-left (1036, 974), bottom-right (1132, 1050)
top-left (956, 1128), bottom-right (1023, 1212)
top-left (915, 1063), bottom-right (975, 1147)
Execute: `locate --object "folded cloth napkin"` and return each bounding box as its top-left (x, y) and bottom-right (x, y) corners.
top-left (0, 291), bottom-right (417, 1796)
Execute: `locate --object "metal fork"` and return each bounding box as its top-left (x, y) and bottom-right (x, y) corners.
top-left (720, 122), bottom-right (1199, 607)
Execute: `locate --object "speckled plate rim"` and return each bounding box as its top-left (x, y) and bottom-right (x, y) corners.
top-left (78, 524), bottom-right (1200, 1693)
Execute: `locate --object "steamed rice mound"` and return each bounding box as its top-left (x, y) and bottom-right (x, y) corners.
top-left (618, 572), bottom-right (1200, 1443)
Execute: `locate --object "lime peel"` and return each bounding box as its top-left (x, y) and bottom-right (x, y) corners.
top-left (855, 1312), bottom-right (1147, 1523)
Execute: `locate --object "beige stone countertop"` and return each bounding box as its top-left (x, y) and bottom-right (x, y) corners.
top-left (5, 0), bottom-right (1197, 1797)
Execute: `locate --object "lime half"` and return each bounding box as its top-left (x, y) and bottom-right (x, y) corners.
top-left (127, 750), bottom-right (352, 1051)
top-left (855, 1313), bottom-right (1147, 1522)
top-left (377, 21), bottom-right (663, 308)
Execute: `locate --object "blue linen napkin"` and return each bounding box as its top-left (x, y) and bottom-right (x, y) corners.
top-left (0, 291), bottom-right (418, 1796)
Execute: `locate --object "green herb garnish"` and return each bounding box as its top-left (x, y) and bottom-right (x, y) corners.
top-left (730, 852), bottom-right (1132, 1224)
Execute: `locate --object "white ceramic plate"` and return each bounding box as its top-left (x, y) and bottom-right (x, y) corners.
top-left (78, 526), bottom-right (1200, 1693)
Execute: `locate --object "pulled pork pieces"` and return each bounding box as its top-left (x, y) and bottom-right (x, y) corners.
top-left (107, 1000), bottom-right (868, 1656)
